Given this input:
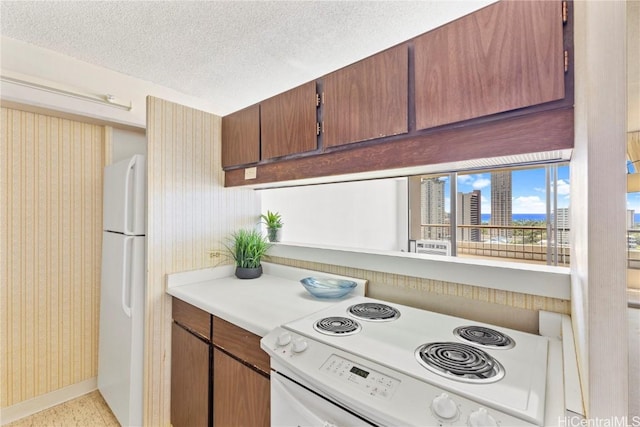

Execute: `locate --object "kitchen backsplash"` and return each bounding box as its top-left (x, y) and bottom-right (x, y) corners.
top-left (268, 255), bottom-right (570, 334)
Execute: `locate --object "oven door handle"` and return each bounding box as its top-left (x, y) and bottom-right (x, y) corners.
top-left (272, 373), bottom-right (358, 427)
top-left (271, 375), bottom-right (338, 427)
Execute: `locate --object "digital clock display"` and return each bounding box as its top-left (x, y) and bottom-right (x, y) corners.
top-left (350, 366), bottom-right (370, 378)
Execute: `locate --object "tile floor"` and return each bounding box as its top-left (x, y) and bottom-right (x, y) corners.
top-left (4, 391), bottom-right (119, 427)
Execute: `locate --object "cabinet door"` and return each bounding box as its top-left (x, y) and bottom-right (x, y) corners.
top-left (323, 44), bottom-right (408, 148)
top-left (261, 81), bottom-right (318, 160)
top-left (213, 348), bottom-right (270, 427)
top-left (221, 104), bottom-right (260, 168)
top-left (171, 323), bottom-right (211, 427)
top-left (414, 0), bottom-right (565, 130)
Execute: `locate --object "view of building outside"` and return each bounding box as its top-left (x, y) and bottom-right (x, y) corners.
top-left (420, 177), bottom-right (446, 239)
top-left (628, 209), bottom-right (637, 249)
top-left (490, 171), bottom-right (512, 241)
top-left (457, 190), bottom-right (481, 242)
top-left (554, 207), bottom-right (570, 245)
top-left (415, 164), bottom-right (570, 266)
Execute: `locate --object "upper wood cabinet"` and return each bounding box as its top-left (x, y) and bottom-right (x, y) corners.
top-left (221, 104), bottom-right (260, 168)
top-left (261, 81), bottom-right (318, 160)
top-left (323, 44), bottom-right (409, 148)
top-left (414, 0), bottom-right (565, 130)
top-left (222, 0), bottom-right (573, 186)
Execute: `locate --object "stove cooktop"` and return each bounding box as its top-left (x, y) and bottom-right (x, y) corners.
top-left (278, 296), bottom-right (549, 425)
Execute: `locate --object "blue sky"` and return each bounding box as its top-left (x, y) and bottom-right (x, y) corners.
top-left (442, 165), bottom-right (571, 214)
top-left (628, 192), bottom-right (640, 213)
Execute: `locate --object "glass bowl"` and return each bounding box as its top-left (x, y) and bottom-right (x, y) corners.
top-left (300, 277), bottom-right (357, 299)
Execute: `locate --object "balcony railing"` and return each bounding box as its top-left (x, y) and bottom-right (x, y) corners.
top-left (419, 224), bottom-right (570, 266)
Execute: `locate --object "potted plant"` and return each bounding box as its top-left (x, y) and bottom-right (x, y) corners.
top-left (260, 210), bottom-right (283, 242)
top-left (226, 228), bottom-right (271, 279)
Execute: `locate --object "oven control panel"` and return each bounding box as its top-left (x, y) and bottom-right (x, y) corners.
top-left (320, 354), bottom-right (400, 400)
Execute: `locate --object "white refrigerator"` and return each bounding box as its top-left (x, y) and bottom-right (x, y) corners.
top-left (98, 154), bottom-right (146, 427)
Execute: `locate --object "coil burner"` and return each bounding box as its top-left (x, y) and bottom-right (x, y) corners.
top-left (313, 317), bottom-right (362, 336)
top-left (347, 302), bottom-right (400, 322)
top-left (415, 342), bottom-right (505, 383)
top-left (454, 326), bottom-right (515, 349)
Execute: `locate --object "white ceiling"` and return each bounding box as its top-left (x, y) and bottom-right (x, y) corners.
top-left (0, 1), bottom-right (494, 116)
top-left (1, 0), bottom-right (637, 130)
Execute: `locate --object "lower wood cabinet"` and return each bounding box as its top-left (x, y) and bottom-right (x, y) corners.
top-left (213, 348), bottom-right (270, 427)
top-left (171, 299), bottom-right (270, 427)
top-left (171, 322), bottom-right (211, 427)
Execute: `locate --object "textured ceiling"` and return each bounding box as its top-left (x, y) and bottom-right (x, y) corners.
top-left (1, 1), bottom-right (636, 128)
top-left (0, 1), bottom-right (493, 116)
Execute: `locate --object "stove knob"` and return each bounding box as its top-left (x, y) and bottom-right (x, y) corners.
top-left (276, 332), bottom-right (292, 346)
top-left (292, 338), bottom-right (308, 353)
top-left (431, 393), bottom-right (458, 420)
top-left (468, 408), bottom-right (497, 427)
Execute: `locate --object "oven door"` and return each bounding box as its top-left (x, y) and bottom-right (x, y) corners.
top-left (271, 371), bottom-right (377, 427)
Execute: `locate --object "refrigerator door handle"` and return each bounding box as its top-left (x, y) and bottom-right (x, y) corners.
top-left (121, 236), bottom-right (133, 318)
top-left (123, 156), bottom-right (137, 236)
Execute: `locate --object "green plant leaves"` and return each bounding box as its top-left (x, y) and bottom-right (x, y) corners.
top-left (260, 210), bottom-right (283, 229)
top-left (225, 228), bottom-right (271, 268)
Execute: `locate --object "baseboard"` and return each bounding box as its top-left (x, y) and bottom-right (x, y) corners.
top-left (0, 377), bottom-right (97, 425)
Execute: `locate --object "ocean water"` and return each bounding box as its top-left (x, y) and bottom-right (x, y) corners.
top-left (480, 213), bottom-right (547, 222)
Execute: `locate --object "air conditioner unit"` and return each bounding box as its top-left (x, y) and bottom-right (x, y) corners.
top-left (415, 240), bottom-right (451, 256)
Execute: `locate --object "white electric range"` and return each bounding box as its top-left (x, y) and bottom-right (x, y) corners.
top-left (261, 296), bottom-right (553, 426)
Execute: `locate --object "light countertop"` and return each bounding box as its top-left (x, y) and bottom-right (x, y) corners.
top-left (166, 262), bottom-right (367, 337)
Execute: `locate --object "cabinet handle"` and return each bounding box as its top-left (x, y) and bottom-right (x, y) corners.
top-left (316, 122), bottom-right (321, 136)
top-left (316, 93), bottom-right (320, 107)
top-left (562, 1), bottom-right (568, 24)
top-left (564, 50), bottom-right (569, 73)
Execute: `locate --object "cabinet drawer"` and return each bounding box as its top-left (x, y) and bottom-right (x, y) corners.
top-left (172, 298), bottom-right (212, 341)
top-left (213, 316), bottom-right (270, 374)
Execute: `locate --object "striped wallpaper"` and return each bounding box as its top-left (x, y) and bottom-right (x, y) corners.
top-left (0, 108), bottom-right (104, 408)
top-left (145, 97), bottom-right (259, 426)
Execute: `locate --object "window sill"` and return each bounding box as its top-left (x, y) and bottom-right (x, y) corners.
top-left (268, 242), bottom-right (571, 300)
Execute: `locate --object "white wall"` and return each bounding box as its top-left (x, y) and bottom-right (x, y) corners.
top-left (110, 127), bottom-right (146, 163)
top-left (571, 0), bottom-right (628, 418)
top-left (261, 178), bottom-right (408, 252)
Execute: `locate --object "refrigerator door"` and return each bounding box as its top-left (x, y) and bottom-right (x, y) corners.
top-left (103, 155), bottom-right (146, 235)
top-left (98, 232), bottom-right (145, 427)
